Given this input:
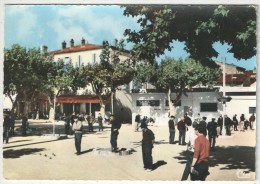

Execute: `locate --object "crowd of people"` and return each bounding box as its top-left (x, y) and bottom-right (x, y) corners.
top-left (3, 110), bottom-right (256, 181)
top-left (134, 111), bottom-right (256, 181)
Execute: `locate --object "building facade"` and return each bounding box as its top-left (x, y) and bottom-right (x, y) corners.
top-left (47, 38), bottom-right (132, 119)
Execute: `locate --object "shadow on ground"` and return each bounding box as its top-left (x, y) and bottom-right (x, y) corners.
top-left (3, 148), bottom-right (46, 159)
top-left (152, 160), bottom-right (167, 170)
top-left (209, 146), bottom-right (255, 172)
top-left (80, 148), bottom-right (94, 155)
top-left (174, 145), bottom-right (255, 172)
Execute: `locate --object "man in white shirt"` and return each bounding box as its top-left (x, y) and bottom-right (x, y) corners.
top-left (181, 119), bottom-right (197, 180)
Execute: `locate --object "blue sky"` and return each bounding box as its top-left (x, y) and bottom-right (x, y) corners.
top-left (5, 5), bottom-right (256, 70)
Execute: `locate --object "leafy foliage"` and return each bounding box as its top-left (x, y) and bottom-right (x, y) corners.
top-left (134, 57), bottom-right (221, 104)
top-left (4, 44), bottom-right (56, 113)
top-left (81, 40), bottom-right (136, 114)
top-left (122, 5), bottom-right (256, 66)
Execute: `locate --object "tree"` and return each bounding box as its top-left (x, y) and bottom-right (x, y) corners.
top-left (47, 59), bottom-right (86, 100)
top-left (134, 57), bottom-right (221, 116)
top-left (133, 60), bottom-right (158, 90)
top-left (4, 44), bottom-right (56, 116)
top-left (81, 41), bottom-right (136, 117)
top-left (122, 5), bottom-right (256, 66)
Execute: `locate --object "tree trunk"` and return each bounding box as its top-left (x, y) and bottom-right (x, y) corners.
top-left (168, 88), bottom-right (176, 117)
top-left (22, 91), bottom-right (31, 116)
top-left (23, 101), bottom-right (30, 117)
top-left (97, 94), bottom-right (106, 118)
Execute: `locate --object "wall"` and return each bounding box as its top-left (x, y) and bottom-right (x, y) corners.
top-left (132, 88), bottom-right (256, 126)
top-left (52, 49), bottom-right (103, 66)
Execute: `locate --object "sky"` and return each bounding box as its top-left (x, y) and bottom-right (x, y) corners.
top-left (4, 4), bottom-right (257, 70)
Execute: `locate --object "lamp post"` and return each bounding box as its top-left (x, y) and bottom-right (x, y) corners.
top-left (53, 93), bottom-right (56, 135)
top-left (52, 88), bottom-right (58, 136)
top-left (218, 96), bottom-right (232, 136)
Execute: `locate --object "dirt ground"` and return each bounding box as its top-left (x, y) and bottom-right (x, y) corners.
top-left (2, 119), bottom-right (257, 182)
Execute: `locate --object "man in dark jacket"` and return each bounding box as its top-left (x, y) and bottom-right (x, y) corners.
top-left (110, 115), bottom-right (121, 152)
top-left (177, 117), bottom-right (186, 145)
top-left (207, 118), bottom-right (218, 151)
top-left (135, 114), bottom-right (141, 131)
top-left (168, 116), bottom-right (176, 144)
top-left (3, 114), bottom-right (12, 144)
top-left (233, 114), bottom-right (238, 131)
top-left (217, 115), bottom-right (223, 135)
top-left (224, 115), bottom-right (232, 136)
top-left (141, 122), bottom-right (155, 171)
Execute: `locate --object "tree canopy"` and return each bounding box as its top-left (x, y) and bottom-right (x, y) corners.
top-left (81, 41), bottom-right (136, 116)
top-left (4, 44), bottom-right (56, 114)
top-left (122, 5), bottom-right (256, 66)
top-left (134, 57), bottom-right (221, 115)
top-left (4, 44), bottom-right (84, 115)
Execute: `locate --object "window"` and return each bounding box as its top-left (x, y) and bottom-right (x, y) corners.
top-left (249, 107), bottom-right (256, 114)
top-left (136, 100), bottom-right (160, 107)
top-left (165, 100), bottom-right (181, 107)
top-left (200, 103), bottom-right (218, 112)
top-left (64, 57), bottom-right (71, 65)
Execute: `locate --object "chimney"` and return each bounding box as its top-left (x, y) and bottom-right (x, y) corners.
top-left (70, 39), bottom-right (74, 47)
top-left (62, 41), bottom-right (66, 49)
top-left (41, 45), bottom-right (48, 54)
top-left (81, 37), bottom-right (86, 45)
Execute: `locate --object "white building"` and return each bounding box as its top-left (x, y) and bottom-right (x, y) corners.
top-left (131, 86), bottom-right (256, 125)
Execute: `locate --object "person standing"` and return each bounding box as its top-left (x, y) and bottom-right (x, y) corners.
top-left (110, 115), bottom-right (121, 152)
top-left (135, 114), bottom-right (141, 132)
top-left (3, 114), bottom-right (12, 144)
top-left (190, 124), bottom-right (210, 181)
top-left (181, 118), bottom-right (197, 180)
top-left (141, 122), bottom-right (155, 171)
top-left (177, 117), bottom-right (186, 145)
top-left (249, 113), bottom-right (255, 130)
top-left (21, 114), bottom-right (28, 136)
top-left (168, 116), bottom-right (176, 144)
top-left (72, 115), bottom-right (83, 155)
top-left (184, 113), bottom-right (192, 126)
top-left (97, 113), bottom-right (103, 131)
top-left (207, 118), bottom-right (218, 151)
top-left (217, 115), bottom-right (223, 135)
top-left (233, 114), bottom-right (238, 131)
top-left (199, 117), bottom-right (207, 130)
top-left (64, 114), bottom-right (71, 135)
top-left (36, 110), bottom-right (39, 120)
top-left (224, 115), bottom-right (232, 136)
top-left (240, 114), bottom-right (245, 131)
top-left (87, 113), bottom-right (94, 132)
top-left (10, 113), bottom-right (16, 135)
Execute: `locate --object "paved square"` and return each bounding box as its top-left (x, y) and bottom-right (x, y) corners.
top-left (2, 120), bottom-right (256, 181)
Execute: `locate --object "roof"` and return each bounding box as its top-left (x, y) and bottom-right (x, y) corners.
top-left (48, 44), bottom-right (103, 55)
top-left (216, 72), bottom-right (256, 86)
top-left (56, 95), bottom-right (111, 104)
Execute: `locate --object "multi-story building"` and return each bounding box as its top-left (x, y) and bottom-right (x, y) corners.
top-left (46, 38), bottom-right (132, 120)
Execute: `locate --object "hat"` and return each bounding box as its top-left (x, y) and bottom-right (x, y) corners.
top-left (202, 116), bottom-right (207, 120)
top-left (140, 123), bottom-right (147, 129)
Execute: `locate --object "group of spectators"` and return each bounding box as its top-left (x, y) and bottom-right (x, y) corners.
top-left (63, 112), bottom-right (105, 135)
top-left (166, 112), bottom-right (256, 181)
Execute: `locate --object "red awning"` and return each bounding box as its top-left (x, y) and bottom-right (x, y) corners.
top-left (56, 95), bottom-right (111, 104)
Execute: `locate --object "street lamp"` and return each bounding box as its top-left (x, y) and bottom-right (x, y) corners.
top-left (52, 88), bottom-right (58, 135)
